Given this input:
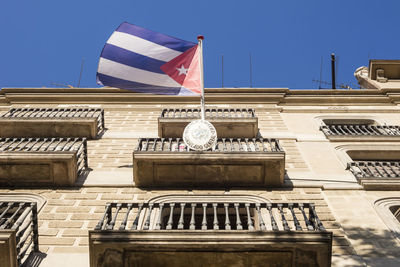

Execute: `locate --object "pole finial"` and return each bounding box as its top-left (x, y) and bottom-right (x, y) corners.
top-left (197, 35), bottom-right (204, 41)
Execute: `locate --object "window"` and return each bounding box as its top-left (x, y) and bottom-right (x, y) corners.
top-left (159, 202), bottom-right (255, 230)
top-left (158, 108), bottom-right (258, 138)
top-left (375, 198), bottom-right (400, 241)
top-left (347, 150), bottom-right (400, 180)
top-left (0, 193), bottom-right (45, 266)
top-left (334, 144), bottom-right (400, 189)
top-left (319, 118), bottom-right (400, 138)
top-left (91, 195), bottom-right (331, 267)
top-left (389, 206), bottom-right (400, 222)
top-left (148, 194), bottom-right (266, 231)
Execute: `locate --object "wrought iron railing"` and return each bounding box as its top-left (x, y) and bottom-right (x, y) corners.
top-left (348, 160), bottom-right (400, 179)
top-left (94, 202), bottom-right (325, 232)
top-left (135, 138), bottom-right (283, 152)
top-left (0, 137), bottom-right (88, 175)
top-left (161, 108), bottom-right (255, 118)
top-left (0, 201), bottom-right (39, 266)
top-left (1, 107), bottom-right (105, 134)
top-left (320, 124), bottom-right (400, 136)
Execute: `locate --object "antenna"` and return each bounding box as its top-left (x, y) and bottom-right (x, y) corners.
top-left (314, 53), bottom-right (352, 89)
top-left (221, 55), bottom-right (224, 88)
top-left (249, 52), bottom-right (253, 88)
top-left (336, 55), bottom-right (339, 88)
top-left (77, 58), bottom-right (84, 88)
top-left (312, 79), bottom-right (352, 89)
top-left (51, 82), bottom-right (74, 88)
top-left (331, 53), bottom-right (336, 89)
top-left (319, 56), bottom-right (323, 89)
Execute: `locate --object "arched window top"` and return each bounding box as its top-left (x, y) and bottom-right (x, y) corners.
top-left (315, 115), bottom-right (383, 126)
top-left (0, 193), bottom-right (46, 211)
top-left (148, 194), bottom-right (271, 204)
top-left (375, 197), bottom-right (400, 241)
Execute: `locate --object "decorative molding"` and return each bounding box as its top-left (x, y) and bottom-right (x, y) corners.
top-left (335, 143), bottom-right (400, 167)
top-left (2, 87), bottom-right (400, 106)
top-left (0, 193), bottom-right (46, 211)
top-left (147, 194), bottom-right (271, 204)
top-left (374, 198), bottom-right (400, 242)
top-left (315, 115), bottom-right (385, 127)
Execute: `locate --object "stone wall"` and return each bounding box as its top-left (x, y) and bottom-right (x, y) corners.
top-left (0, 89), bottom-right (399, 266)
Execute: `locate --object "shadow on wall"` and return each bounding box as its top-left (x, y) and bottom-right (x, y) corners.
top-left (340, 219), bottom-right (400, 265)
top-left (76, 167), bottom-right (93, 185)
top-left (23, 252), bottom-right (47, 267)
top-left (284, 172), bottom-right (358, 185)
top-left (118, 165), bottom-right (133, 169)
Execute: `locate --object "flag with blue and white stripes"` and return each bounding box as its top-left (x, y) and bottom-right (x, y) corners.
top-left (97, 22), bottom-right (200, 95)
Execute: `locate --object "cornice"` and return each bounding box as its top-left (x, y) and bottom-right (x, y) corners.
top-left (281, 95), bottom-right (392, 105)
top-left (0, 88), bottom-right (286, 104)
top-left (1, 87), bottom-right (399, 106)
top-left (0, 87), bottom-right (289, 94)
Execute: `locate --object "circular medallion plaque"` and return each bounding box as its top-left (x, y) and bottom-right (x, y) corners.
top-left (183, 119), bottom-right (217, 151)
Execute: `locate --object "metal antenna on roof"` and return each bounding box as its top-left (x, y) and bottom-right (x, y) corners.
top-left (335, 55), bottom-right (339, 89)
top-left (77, 58), bottom-right (84, 88)
top-left (319, 56), bottom-right (323, 89)
top-left (221, 55), bottom-right (224, 88)
top-left (313, 53), bottom-right (351, 89)
top-left (51, 82), bottom-right (74, 88)
top-left (249, 53), bottom-right (253, 88)
top-left (312, 79), bottom-right (352, 89)
top-left (331, 53), bottom-right (336, 89)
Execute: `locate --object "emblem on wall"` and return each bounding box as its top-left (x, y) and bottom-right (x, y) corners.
top-left (183, 119), bottom-right (217, 151)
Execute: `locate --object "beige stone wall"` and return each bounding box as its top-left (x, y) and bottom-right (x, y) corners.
top-left (83, 106), bottom-right (313, 185)
top-left (0, 187), bottom-right (355, 258)
top-left (0, 89), bottom-right (400, 266)
top-left (280, 107), bottom-right (400, 265)
top-left (325, 190), bottom-right (400, 265)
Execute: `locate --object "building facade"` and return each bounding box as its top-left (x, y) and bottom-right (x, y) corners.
top-left (0, 60), bottom-right (400, 266)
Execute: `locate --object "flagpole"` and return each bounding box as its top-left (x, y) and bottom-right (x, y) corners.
top-left (197, 35), bottom-right (205, 121)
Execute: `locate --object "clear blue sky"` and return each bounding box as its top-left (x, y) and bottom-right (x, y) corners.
top-left (1, 0), bottom-right (399, 89)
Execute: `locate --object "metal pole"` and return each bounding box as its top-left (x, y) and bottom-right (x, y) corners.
top-left (221, 55), bottom-right (224, 88)
top-left (249, 53), bottom-right (253, 88)
top-left (77, 58), bottom-right (84, 88)
top-left (331, 53), bottom-right (336, 89)
top-left (319, 56), bottom-right (323, 89)
top-left (198, 35), bottom-right (205, 121)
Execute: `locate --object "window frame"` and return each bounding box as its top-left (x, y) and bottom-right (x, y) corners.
top-left (374, 197), bottom-right (400, 241)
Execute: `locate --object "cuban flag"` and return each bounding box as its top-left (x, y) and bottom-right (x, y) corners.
top-left (97, 22), bottom-right (201, 95)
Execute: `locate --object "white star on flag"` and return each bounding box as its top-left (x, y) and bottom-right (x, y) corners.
top-left (176, 65), bottom-right (188, 76)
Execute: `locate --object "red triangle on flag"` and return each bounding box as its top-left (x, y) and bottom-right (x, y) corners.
top-left (160, 45), bottom-right (201, 94)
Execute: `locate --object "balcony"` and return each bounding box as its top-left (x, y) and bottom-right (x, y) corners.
top-left (0, 108), bottom-right (105, 139)
top-left (0, 137), bottom-right (88, 186)
top-left (89, 196), bottom-right (332, 267)
top-left (0, 201), bottom-right (39, 267)
top-left (320, 124), bottom-right (400, 141)
top-left (158, 108), bottom-right (258, 138)
top-left (347, 160), bottom-right (400, 189)
top-left (133, 138), bottom-right (285, 188)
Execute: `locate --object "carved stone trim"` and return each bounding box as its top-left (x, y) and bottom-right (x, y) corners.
top-left (147, 194), bottom-right (271, 204)
top-left (0, 193), bottom-right (46, 211)
top-left (374, 197), bottom-right (400, 241)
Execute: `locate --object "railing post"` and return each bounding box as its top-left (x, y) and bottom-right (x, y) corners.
top-left (101, 109), bottom-right (105, 130)
top-left (166, 203), bottom-right (175, 230)
top-left (309, 204), bottom-right (325, 231)
top-left (95, 203), bottom-right (111, 230)
top-left (31, 203), bottom-right (39, 252)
